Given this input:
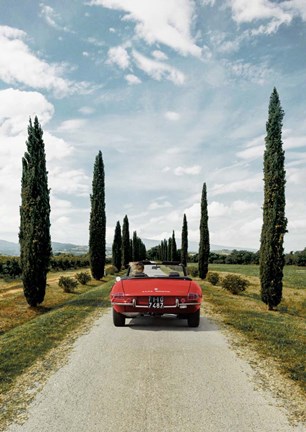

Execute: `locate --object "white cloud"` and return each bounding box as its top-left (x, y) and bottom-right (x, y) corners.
top-left (107, 45), bottom-right (130, 69)
top-left (165, 111), bottom-right (181, 121)
top-left (39, 3), bottom-right (73, 33)
top-left (148, 200), bottom-right (172, 210)
top-left (79, 106), bottom-right (95, 115)
top-left (152, 50), bottom-right (168, 60)
top-left (228, 0), bottom-right (293, 32)
top-left (44, 132), bottom-right (74, 161)
top-left (227, 0), bottom-right (306, 34)
top-left (125, 74), bottom-right (142, 85)
top-left (284, 134), bottom-right (306, 150)
top-left (0, 88), bottom-right (54, 135)
top-left (208, 201), bottom-right (228, 217)
top-left (88, 0), bottom-right (201, 57)
top-left (237, 145), bottom-right (264, 160)
top-left (211, 174), bottom-right (262, 195)
top-left (0, 25), bottom-right (89, 97)
top-left (132, 50), bottom-right (185, 85)
top-left (49, 167), bottom-right (90, 197)
top-left (224, 59), bottom-right (270, 84)
top-left (57, 119), bottom-right (87, 132)
top-left (174, 165), bottom-right (201, 176)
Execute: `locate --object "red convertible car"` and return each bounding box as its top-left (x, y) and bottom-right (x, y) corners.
top-left (110, 261), bottom-right (202, 327)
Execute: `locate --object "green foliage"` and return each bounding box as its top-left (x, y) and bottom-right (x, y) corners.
top-left (188, 265), bottom-right (199, 277)
top-left (74, 271), bottom-right (91, 285)
top-left (285, 248), bottom-right (306, 266)
top-left (199, 183), bottom-right (210, 279)
top-left (50, 254), bottom-right (89, 271)
top-left (19, 116), bottom-right (51, 307)
top-left (171, 230), bottom-right (178, 261)
top-left (131, 231), bottom-right (147, 261)
top-left (206, 271), bottom-right (220, 285)
top-left (89, 151), bottom-right (106, 280)
top-left (122, 215), bottom-right (131, 268)
top-left (260, 88), bottom-right (287, 309)
top-left (105, 264), bottom-right (117, 275)
top-left (181, 214), bottom-right (188, 266)
top-left (112, 221), bottom-right (122, 271)
top-left (58, 276), bottom-right (78, 293)
top-left (0, 257), bottom-right (22, 279)
top-left (221, 274), bottom-right (249, 295)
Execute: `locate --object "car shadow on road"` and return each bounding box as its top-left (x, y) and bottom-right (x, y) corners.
top-left (126, 315), bottom-right (217, 332)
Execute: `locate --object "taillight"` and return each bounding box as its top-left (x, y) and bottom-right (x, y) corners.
top-left (188, 293), bottom-right (199, 300)
top-left (112, 292), bottom-right (125, 299)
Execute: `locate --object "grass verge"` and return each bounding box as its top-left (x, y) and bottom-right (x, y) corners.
top-left (197, 265), bottom-right (305, 415)
top-left (0, 276), bottom-right (114, 428)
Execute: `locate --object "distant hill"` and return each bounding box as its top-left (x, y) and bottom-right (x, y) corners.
top-left (0, 239), bottom-right (20, 256)
top-left (0, 238), bottom-right (255, 257)
top-left (0, 240), bottom-right (90, 256)
top-left (142, 238), bottom-right (256, 253)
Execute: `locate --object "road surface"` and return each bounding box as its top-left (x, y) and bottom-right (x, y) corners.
top-left (6, 310), bottom-right (304, 432)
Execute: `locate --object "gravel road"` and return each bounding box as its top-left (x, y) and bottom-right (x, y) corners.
top-left (6, 310), bottom-right (304, 432)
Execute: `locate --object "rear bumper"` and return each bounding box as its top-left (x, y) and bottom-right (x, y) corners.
top-left (112, 299), bottom-right (199, 308)
top-left (112, 298), bottom-right (200, 316)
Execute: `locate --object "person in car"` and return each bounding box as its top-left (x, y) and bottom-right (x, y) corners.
top-left (130, 261), bottom-right (147, 277)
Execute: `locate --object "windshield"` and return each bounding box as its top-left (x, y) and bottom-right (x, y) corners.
top-left (128, 261), bottom-right (187, 278)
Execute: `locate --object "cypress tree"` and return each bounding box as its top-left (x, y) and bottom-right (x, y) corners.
top-left (112, 221), bottom-right (122, 271)
top-left (132, 231), bottom-right (139, 261)
top-left (19, 116), bottom-right (51, 307)
top-left (198, 182), bottom-right (210, 279)
top-left (260, 88), bottom-right (287, 310)
top-left (89, 150), bottom-right (106, 280)
top-left (171, 231), bottom-right (177, 261)
top-left (122, 215), bottom-right (130, 267)
top-left (181, 214), bottom-right (188, 266)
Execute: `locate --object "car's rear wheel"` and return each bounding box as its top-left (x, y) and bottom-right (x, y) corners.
top-left (187, 309), bottom-right (200, 328)
top-left (113, 308), bottom-right (125, 327)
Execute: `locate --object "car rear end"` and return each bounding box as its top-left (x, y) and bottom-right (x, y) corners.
top-left (111, 263), bottom-right (202, 327)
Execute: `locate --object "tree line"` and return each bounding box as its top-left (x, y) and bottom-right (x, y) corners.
top-left (17, 88), bottom-right (292, 311)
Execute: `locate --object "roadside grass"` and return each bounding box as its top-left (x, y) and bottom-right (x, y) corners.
top-left (198, 264), bottom-right (306, 396)
top-left (0, 269), bottom-right (106, 334)
top-left (0, 269), bottom-right (114, 420)
top-left (209, 263), bottom-right (306, 290)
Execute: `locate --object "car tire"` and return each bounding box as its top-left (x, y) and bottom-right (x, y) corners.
top-left (113, 308), bottom-right (125, 327)
top-left (187, 309), bottom-right (200, 328)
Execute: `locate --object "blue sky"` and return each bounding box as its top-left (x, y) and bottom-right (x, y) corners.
top-left (0, 0), bottom-right (305, 251)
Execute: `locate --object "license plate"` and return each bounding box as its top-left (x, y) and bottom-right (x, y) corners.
top-left (148, 296), bottom-right (164, 309)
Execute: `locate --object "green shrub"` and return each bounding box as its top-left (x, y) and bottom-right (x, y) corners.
top-left (105, 265), bottom-right (118, 275)
top-left (58, 276), bottom-right (78, 293)
top-left (74, 271), bottom-right (91, 285)
top-left (188, 266), bottom-right (199, 277)
top-left (221, 274), bottom-right (249, 295)
top-left (206, 272), bottom-right (220, 285)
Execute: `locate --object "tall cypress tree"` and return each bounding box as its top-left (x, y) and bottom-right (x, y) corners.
top-left (260, 88), bottom-right (287, 310)
top-left (122, 215), bottom-right (130, 268)
top-left (132, 230), bottom-right (139, 261)
top-left (19, 116), bottom-right (51, 307)
top-left (171, 231), bottom-right (177, 261)
top-left (112, 221), bottom-right (122, 271)
top-left (89, 150), bottom-right (106, 280)
top-left (198, 182), bottom-right (210, 279)
top-left (181, 214), bottom-right (188, 266)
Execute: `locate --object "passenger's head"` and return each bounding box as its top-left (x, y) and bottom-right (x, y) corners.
top-left (130, 261), bottom-right (144, 274)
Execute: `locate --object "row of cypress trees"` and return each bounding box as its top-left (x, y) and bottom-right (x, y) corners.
top-left (112, 216), bottom-right (147, 270)
top-left (19, 88), bottom-right (287, 310)
top-left (19, 119), bottom-right (106, 306)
